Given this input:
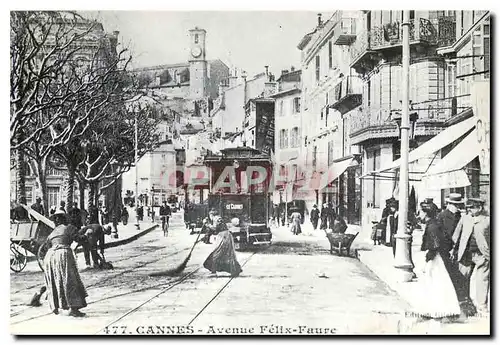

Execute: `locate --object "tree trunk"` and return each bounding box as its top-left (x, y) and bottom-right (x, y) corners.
top-left (64, 164), bottom-right (76, 212)
top-left (78, 179), bottom-right (86, 211)
top-left (34, 156), bottom-right (48, 214)
top-left (15, 129), bottom-right (26, 203)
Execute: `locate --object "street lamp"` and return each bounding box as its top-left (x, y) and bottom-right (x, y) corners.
top-left (393, 10), bottom-right (414, 282)
top-left (134, 107), bottom-right (140, 230)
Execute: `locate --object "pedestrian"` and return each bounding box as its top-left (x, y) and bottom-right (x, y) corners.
top-left (386, 200), bottom-right (399, 256)
top-left (59, 200), bottom-right (66, 213)
top-left (69, 202), bottom-right (83, 229)
top-left (290, 208), bottom-right (302, 235)
top-left (137, 205), bottom-right (144, 221)
top-left (310, 204), bottom-right (319, 230)
top-left (87, 203), bottom-right (99, 225)
top-left (77, 224), bottom-right (112, 269)
top-left (49, 205), bottom-right (56, 217)
top-left (121, 206), bottom-right (129, 225)
top-left (151, 207), bottom-right (156, 222)
top-left (332, 215), bottom-right (348, 234)
top-left (100, 205), bottom-right (109, 225)
top-left (12, 197), bottom-right (30, 221)
top-left (409, 201), bottom-right (460, 320)
top-left (424, 197), bottom-right (440, 215)
top-left (452, 198), bottom-right (490, 317)
top-left (201, 209), bottom-right (217, 244)
top-left (203, 217), bottom-right (242, 277)
top-left (437, 193), bottom-right (464, 252)
top-left (43, 209), bottom-right (87, 317)
top-left (159, 201), bottom-right (172, 233)
top-left (327, 202), bottom-right (336, 230)
top-left (31, 197), bottom-right (45, 216)
top-left (320, 203), bottom-right (328, 230)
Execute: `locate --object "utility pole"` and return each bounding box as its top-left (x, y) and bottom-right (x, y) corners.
top-left (393, 10), bottom-right (414, 282)
top-left (135, 109), bottom-right (140, 230)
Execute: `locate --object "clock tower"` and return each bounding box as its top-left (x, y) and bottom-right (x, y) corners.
top-left (189, 27), bottom-right (208, 99)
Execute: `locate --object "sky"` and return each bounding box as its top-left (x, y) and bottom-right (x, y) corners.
top-left (83, 11), bottom-right (333, 77)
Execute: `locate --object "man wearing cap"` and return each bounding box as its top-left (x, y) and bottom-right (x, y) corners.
top-left (452, 198), bottom-right (490, 316)
top-left (310, 204), bottom-right (319, 230)
top-left (437, 193), bottom-right (464, 252)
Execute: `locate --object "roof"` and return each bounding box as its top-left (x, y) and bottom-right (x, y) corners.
top-left (132, 59), bottom-right (226, 73)
top-left (269, 87), bottom-right (300, 98)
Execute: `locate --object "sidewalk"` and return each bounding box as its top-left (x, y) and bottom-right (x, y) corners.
top-left (352, 224), bottom-right (490, 334)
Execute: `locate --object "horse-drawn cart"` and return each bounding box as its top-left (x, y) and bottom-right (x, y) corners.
top-left (10, 206), bottom-right (54, 273)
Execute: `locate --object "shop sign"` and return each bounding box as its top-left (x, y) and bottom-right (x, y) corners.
top-left (471, 81), bottom-right (490, 172)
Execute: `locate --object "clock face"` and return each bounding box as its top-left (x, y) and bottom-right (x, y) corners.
top-left (191, 46), bottom-right (202, 58)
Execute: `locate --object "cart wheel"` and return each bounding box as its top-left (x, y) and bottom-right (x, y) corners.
top-left (10, 243), bottom-right (28, 273)
top-left (37, 242), bottom-right (49, 272)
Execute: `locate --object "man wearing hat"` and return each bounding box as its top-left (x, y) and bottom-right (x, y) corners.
top-left (310, 204), bottom-right (319, 230)
top-left (452, 198), bottom-right (490, 316)
top-left (437, 193), bottom-right (464, 252)
top-left (31, 197), bottom-right (45, 216)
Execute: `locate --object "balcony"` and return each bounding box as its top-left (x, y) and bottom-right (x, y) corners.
top-left (349, 97), bottom-right (462, 145)
top-left (329, 76), bottom-right (362, 115)
top-left (333, 18), bottom-right (357, 45)
top-left (350, 18), bottom-right (454, 74)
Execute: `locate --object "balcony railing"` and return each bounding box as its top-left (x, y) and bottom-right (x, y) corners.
top-left (350, 18), bottom-right (455, 70)
top-left (329, 76), bottom-right (363, 114)
top-left (349, 107), bottom-right (395, 138)
top-left (370, 18), bottom-right (437, 49)
top-left (333, 18), bottom-right (357, 45)
top-left (437, 16), bottom-right (456, 47)
top-left (349, 96), bottom-right (467, 144)
top-left (349, 30), bottom-right (371, 66)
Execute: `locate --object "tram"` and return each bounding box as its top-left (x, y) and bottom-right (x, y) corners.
top-left (203, 147), bottom-right (273, 250)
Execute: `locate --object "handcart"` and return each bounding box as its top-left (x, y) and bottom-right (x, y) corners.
top-left (10, 206), bottom-right (54, 273)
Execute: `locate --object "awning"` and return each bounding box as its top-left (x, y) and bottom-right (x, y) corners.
top-left (423, 129), bottom-right (479, 177)
top-left (318, 157), bottom-right (356, 190)
top-left (361, 116), bottom-right (477, 178)
top-left (421, 170), bottom-right (471, 190)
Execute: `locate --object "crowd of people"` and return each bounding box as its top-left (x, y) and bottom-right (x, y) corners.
top-left (369, 193), bottom-right (490, 320)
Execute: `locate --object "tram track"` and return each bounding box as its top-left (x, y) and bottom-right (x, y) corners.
top-left (10, 228), bottom-right (193, 318)
top-left (95, 250), bottom-right (260, 334)
top-left (11, 229), bottom-right (265, 333)
top-left (10, 222), bottom-right (187, 295)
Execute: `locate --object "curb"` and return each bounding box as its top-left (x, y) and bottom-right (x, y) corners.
top-left (79, 224), bottom-right (159, 252)
top-left (25, 224), bottom-right (159, 262)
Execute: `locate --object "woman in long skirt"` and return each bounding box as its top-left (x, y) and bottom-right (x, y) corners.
top-left (203, 217), bottom-right (242, 277)
top-left (290, 210), bottom-right (302, 235)
top-left (408, 202), bottom-right (460, 320)
top-left (44, 210), bottom-right (88, 317)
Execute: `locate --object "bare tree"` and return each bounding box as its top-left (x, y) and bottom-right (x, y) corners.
top-left (12, 11), bottom-right (138, 211)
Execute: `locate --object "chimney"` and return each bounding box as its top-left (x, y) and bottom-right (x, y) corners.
top-left (265, 66), bottom-right (269, 76)
top-left (290, 66), bottom-right (295, 72)
top-left (113, 30), bottom-right (120, 39)
top-left (317, 13), bottom-right (322, 27)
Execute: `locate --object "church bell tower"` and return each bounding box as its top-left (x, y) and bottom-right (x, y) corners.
top-left (189, 27), bottom-right (208, 99)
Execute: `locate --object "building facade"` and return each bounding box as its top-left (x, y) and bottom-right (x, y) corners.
top-left (347, 10), bottom-right (489, 227)
top-left (270, 69), bottom-right (302, 205)
top-left (123, 27), bottom-right (230, 207)
top-left (298, 12), bottom-right (363, 224)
